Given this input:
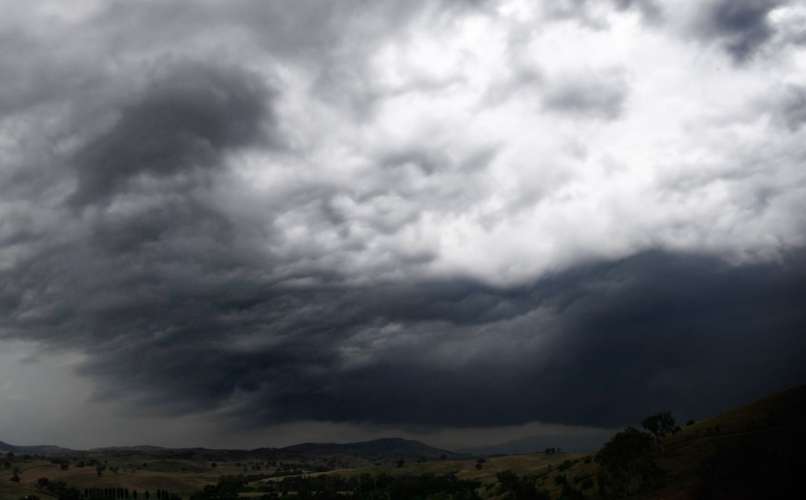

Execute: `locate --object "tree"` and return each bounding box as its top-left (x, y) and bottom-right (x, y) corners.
top-left (641, 411), bottom-right (676, 439)
top-left (595, 427), bottom-right (663, 499)
top-left (496, 471), bottom-right (550, 500)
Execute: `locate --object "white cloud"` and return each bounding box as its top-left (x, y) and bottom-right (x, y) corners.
top-left (226, 0), bottom-right (806, 285)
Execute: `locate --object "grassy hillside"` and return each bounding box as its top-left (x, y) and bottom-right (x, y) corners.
top-left (301, 385), bottom-right (806, 498)
top-left (654, 384), bottom-right (806, 498)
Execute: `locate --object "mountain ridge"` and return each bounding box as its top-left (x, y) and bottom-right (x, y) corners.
top-left (0, 437), bottom-right (457, 459)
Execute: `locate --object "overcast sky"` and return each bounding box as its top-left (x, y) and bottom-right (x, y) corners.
top-left (1, 0), bottom-right (805, 450)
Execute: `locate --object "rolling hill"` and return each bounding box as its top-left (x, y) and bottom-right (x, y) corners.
top-left (0, 437), bottom-right (456, 462)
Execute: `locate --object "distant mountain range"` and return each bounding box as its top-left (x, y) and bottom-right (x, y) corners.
top-left (282, 437), bottom-right (457, 459)
top-left (0, 437), bottom-right (459, 461)
top-left (0, 440), bottom-right (76, 456)
top-left (458, 428), bottom-right (613, 456)
top-left (458, 433), bottom-right (611, 456)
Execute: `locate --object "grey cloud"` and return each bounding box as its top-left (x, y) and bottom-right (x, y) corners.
top-left (611, 0), bottom-right (662, 17)
top-left (380, 146), bottom-right (498, 177)
top-left (773, 85), bottom-right (806, 131)
top-left (542, 71), bottom-right (628, 120)
top-left (696, 0), bottom-right (785, 63)
top-left (92, 0), bottom-right (492, 68)
top-left (545, 0), bottom-right (663, 27)
top-left (0, 0), bottom-right (484, 139)
top-left (69, 63), bottom-right (274, 207)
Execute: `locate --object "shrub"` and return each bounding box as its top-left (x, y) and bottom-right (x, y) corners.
top-left (596, 427), bottom-right (664, 498)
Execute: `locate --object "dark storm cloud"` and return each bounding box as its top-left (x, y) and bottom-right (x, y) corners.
top-left (69, 63), bottom-right (274, 207)
top-left (696, 0), bottom-right (784, 63)
top-left (14, 244), bottom-right (802, 429)
top-left (285, 251), bottom-right (806, 427)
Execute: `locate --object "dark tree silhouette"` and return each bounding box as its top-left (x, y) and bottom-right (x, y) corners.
top-left (642, 411), bottom-right (676, 439)
top-left (596, 427), bottom-right (664, 498)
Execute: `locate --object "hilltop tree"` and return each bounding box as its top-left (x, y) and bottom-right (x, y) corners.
top-left (641, 411), bottom-right (676, 439)
top-left (595, 427), bottom-right (663, 498)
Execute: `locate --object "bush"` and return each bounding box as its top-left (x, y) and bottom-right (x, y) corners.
top-left (559, 482), bottom-right (587, 500)
top-left (596, 427), bottom-right (664, 499)
top-left (496, 471), bottom-right (550, 500)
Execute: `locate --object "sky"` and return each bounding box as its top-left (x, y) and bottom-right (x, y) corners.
top-left (1, 0), bottom-right (805, 451)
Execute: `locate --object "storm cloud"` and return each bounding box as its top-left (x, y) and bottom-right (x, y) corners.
top-left (1, 0), bottom-right (805, 448)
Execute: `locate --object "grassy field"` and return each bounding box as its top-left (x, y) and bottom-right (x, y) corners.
top-left (324, 452), bottom-right (580, 478)
top-left (1, 459), bottom-right (248, 500)
top-left (2, 451), bottom-right (598, 500)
